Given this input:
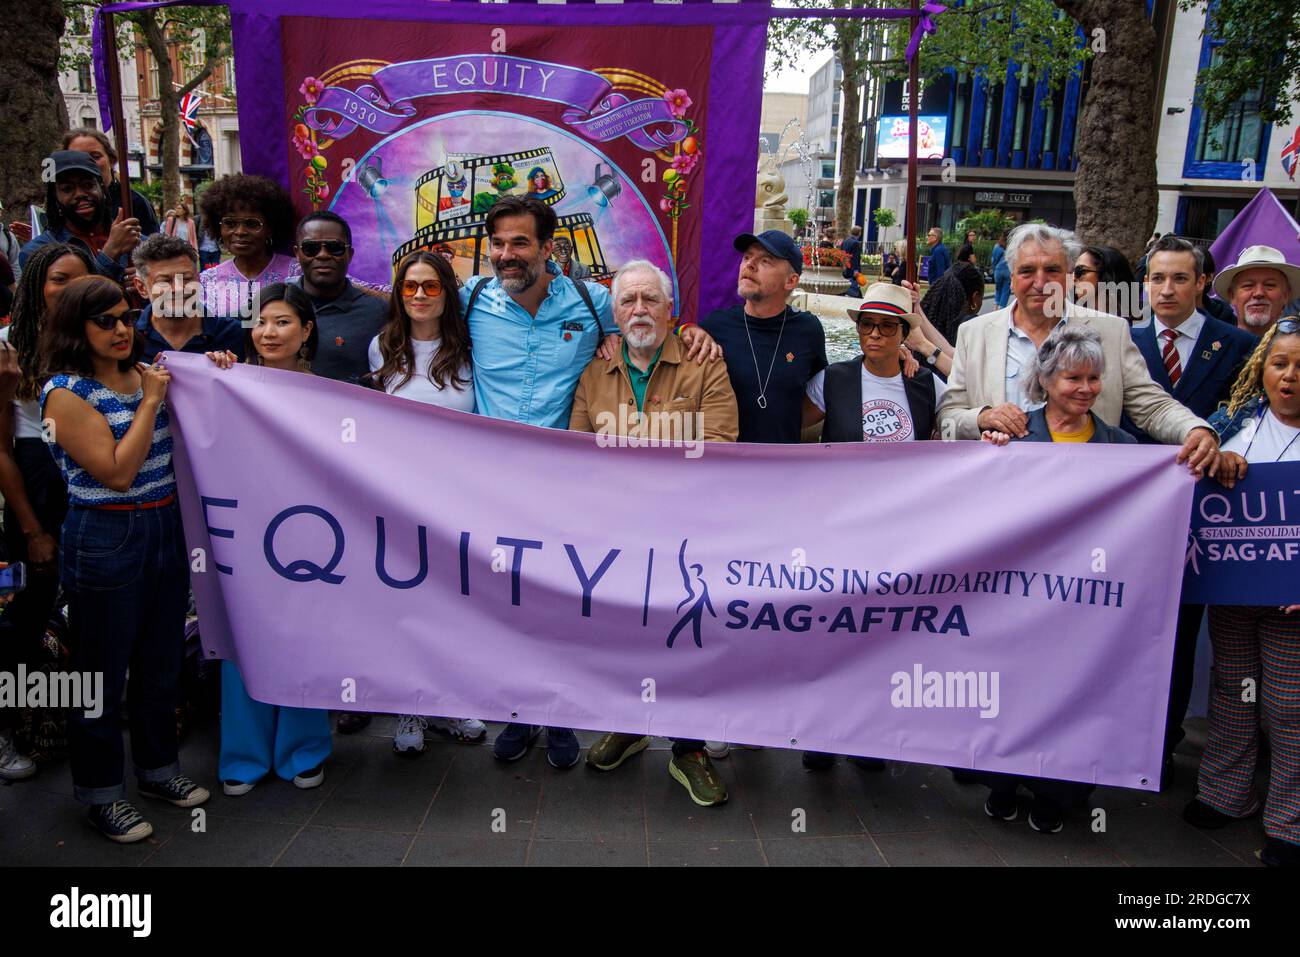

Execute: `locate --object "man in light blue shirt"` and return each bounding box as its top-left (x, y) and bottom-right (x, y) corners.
top-left (462, 196), bottom-right (718, 769)
top-left (460, 199), bottom-right (617, 428)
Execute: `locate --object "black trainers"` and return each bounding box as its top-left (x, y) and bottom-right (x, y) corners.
top-left (137, 774), bottom-right (210, 808)
top-left (984, 787), bottom-right (1018, 822)
top-left (1258, 837), bottom-right (1300, 868)
top-left (88, 800), bottom-right (153, 843)
top-left (336, 712), bottom-right (372, 735)
top-left (1028, 796), bottom-right (1064, 834)
top-left (801, 751), bottom-right (836, 771)
top-left (1183, 797), bottom-right (1255, 829)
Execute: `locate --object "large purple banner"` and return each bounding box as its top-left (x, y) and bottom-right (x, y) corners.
top-left (165, 354), bottom-right (1194, 791)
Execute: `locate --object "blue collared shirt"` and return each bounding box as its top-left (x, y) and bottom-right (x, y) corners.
top-left (461, 262), bottom-right (615, 428)
top-left (136, 304), bottom-right (245, 363)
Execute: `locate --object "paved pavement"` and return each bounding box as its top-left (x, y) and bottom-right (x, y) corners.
top-left (0, 716), bottom-right (1270, 866)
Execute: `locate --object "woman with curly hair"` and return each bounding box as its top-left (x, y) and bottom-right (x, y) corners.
top-left (920, 259), bottom-right (983, 347)
top-left (0, 243), bottom-right (94, 781)
top-left (197, 174), bottom-right (297, 320)
top-left (1185, 317), bottom-right (1300, 867)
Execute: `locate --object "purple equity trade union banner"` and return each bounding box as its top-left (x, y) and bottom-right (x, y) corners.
top-left (226, 0), bottom-right (771, 323)
top-left (165, 354), bottom-right (1194, 791)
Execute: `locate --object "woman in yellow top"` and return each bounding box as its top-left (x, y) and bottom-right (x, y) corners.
top-left (981, 325), bottom-right (1137, 447)
top-left (976, 324), bottom-right (1134, 832)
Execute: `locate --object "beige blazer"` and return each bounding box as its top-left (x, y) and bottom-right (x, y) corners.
top-left (936, 301), bottom-right (1210, 443)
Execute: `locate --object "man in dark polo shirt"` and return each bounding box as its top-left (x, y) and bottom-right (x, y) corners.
top-left (132, 233), bottom-right (244, 363)
top-left (700, 230), bottom-right (827, 444)
top-left (288, 211), bottom-right (387, 385)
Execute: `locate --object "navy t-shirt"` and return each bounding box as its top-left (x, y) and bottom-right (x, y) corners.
top-left (700, 303), bottom-right (827, 444)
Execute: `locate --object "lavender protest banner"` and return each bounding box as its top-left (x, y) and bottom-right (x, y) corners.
top-left (165, 353), bottom-right (1193, 791)
top-left (1182, 463), bottom-right (1300, 605)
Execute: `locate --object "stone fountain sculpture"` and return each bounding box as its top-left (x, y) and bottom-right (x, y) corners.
top-left (754, 156), bottom-right (791, 236)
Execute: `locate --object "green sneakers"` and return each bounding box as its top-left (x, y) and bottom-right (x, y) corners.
top-left (586, 732), bottom-right (650, 771)
top-left (669, 751), bottom-right (728, 807)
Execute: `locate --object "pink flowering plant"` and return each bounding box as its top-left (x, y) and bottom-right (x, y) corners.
top-left (658, 90), bottom-right (701, 222)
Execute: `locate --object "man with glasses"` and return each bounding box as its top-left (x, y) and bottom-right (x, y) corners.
top-left (288, 212), bottom-right (388, 386)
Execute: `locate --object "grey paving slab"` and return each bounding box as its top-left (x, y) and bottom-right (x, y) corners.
top-left (533, 756), bottom-right (647, 843)
top-left (872, 827), bottom-right (1006, 866)
top-left (275, 825), bottom-right (414, 866)
top-left (526, 839), bottom-right (647, 866)
top-left (1098, 804), bottom-right (1246, 867)
top-left (648, 839), bottom-right (767, 867)
top-left (142, 817), bottom-right (299, 867)
top-left (643, 757), bottom-right (757, 843)
top-left (729, 748), bottom-right (867, 839)
top-left (973, 814), bottom-right (1125, 866)
top-left (762, 835), bottom-right (887, 867)
top-left (4, 792), bottom-right (183, 866)
top-left (310, 736), bottom-right (453, 832)
top-left (421, 745), bottom-right (545, 838)
top-left (839, 762), bottom-right (972, 833)
top-left (403, 834), bottom-right (529, 866)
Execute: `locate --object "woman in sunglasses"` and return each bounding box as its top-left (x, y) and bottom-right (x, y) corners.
top-left (368, 250), bottom-right (481, 753)
top-left (197, 174), bottom-right (297, 320)
top-left (39, 275), bottom-right (209, 843)
top-left (1185, 317), bottom-right (1300, 868)
top-left (206, 283), bottom-right (333, 796)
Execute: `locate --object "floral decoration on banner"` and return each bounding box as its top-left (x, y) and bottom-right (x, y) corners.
top-left (659, 89), bottom-right (700, 222)
top-left (294, 77), bottom-right (330, 209)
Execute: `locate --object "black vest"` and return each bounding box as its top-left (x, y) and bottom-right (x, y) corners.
top-left (821, 357), bottom-right (938, 442)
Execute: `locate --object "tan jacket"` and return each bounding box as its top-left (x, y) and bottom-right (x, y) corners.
top-left (936, 301), bottom-right (1210, 443)
top-left (569, 332), bottom-right (739, 442)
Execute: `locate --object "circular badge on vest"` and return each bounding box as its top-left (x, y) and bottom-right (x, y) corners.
top-left (861, 399), bottom-right (913, 442)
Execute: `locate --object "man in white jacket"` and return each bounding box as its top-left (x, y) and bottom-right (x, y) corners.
top-left (937, 223), bottom-right (1221, 476)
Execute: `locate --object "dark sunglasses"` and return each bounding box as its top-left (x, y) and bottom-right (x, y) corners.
top-left (857, 318), bottom-right (902, 336)
top-left (220, 217), bottom-right (265, 231)
top-left (1072, 266), bottom-right (1097, 279)
top-left (87, 309), bottom-right (141, 331)
top-left (400, 279), bottom-right (444, 298)
top-left (298, 239), bottom-right (349, 258)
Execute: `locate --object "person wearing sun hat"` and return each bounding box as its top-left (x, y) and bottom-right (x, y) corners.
top-left (1213, 244), bottom-right (1300, 336)
top-left (797, 281), bottom-right (945, 773)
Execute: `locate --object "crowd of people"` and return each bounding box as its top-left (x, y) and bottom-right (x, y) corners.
top-left (0, 143), bottom-right (1297, 867)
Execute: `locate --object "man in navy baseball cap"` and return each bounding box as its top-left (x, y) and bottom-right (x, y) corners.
top-left (732, 229), bottom-right (803, 276)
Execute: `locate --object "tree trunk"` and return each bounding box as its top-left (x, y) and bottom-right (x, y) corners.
top-left (139, 13), bottom-right (217, 212)
top-left (834, 21), bottom-right (865, 238)
top-left (1055, 0), bottom-right (1158, 262)
top-left (0, 0), bottom-right (69, 220)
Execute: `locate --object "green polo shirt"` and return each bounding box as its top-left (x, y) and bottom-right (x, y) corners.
top-left (623, 342), bottom-right (664, 412)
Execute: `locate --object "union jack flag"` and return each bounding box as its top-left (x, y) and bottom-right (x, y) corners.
top-left (179, 90), bottom-right (203, 144)
top-left (1282, 126), bottom-right (1300, 180)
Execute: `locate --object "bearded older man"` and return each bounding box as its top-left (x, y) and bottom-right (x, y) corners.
top-left (1212, 245), bottom-right (1300, 336)
top-left (569, 259), bottom-right (737, 807)
top-left (936, 223), bottom-right (1220, 476)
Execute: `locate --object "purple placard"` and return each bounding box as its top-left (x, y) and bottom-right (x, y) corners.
top-left (166, 353), bottom-right (1192, 791)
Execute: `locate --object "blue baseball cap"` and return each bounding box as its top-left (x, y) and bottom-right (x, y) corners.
top-left (733, 229), bottom-right (803, 275)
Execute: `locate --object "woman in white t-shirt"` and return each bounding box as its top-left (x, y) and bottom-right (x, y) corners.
top-left (368, 249), bottom-right (479, 755)
top-left (1186, 318), bottom-right (1300, 868)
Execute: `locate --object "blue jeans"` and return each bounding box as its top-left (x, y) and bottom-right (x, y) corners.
top-left (61, 503), bottom-right (190, 805)
top-left (994, 267), bottom-right (1012, 309)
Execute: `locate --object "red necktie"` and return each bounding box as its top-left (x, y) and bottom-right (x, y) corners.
top-left (1160, 328), bottom-right (1181, 388)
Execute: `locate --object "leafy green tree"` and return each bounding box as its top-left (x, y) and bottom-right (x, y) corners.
top-left (62, 2), bottom-right (232, 211)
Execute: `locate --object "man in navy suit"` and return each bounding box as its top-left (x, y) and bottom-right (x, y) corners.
top-left (1123, 235), bottom-right (1256, 785)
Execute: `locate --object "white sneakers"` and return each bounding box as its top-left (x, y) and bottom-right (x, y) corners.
top-left (393, 714), bottom-right (429, 755)
top-left (394, 715), bottom-right (487, 754)
top-left (0, 732), bottom-right (35, 780)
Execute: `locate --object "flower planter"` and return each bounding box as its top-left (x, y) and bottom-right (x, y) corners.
top-left (798, 265), bottom-right (851, 297)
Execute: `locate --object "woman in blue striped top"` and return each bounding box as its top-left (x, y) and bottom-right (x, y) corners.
top-left (39, 275), bottom-right (209, 843)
